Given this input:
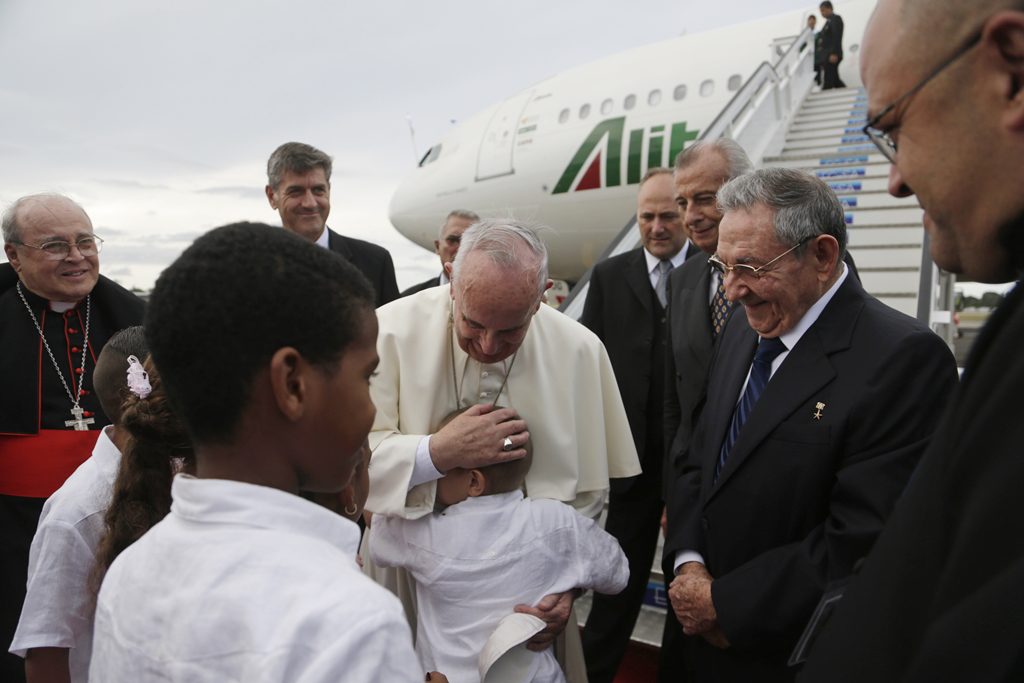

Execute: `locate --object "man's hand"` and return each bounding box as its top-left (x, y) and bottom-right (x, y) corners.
top-left (514, 590), bottom-right (577, 652)
top-left (429, 404), bottom-right (529, 473)
top-left (829, 53), bottom-right (839, 64)
top-left (668, 563), bottom-right (719, 636)
top-left (660, 506), bottom-right (668, 537)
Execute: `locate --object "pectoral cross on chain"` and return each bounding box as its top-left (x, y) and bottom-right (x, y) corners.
top-left (65, 405), bottom-right (95, 431)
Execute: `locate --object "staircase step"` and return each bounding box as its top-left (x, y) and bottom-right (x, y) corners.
top-left (848, 245), bottom-right (923, 269)
top-left (847, 226), bottom-right (925, 247)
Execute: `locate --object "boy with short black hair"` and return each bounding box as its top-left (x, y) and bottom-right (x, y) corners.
top-left (90, 223), bottom-right (423, 682)
top-left (10, 325), bottom-right (147, 683)
top-left (371, 410), bottom-right (629, 683)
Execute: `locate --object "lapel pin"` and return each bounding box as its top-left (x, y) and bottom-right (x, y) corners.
top-left (813, 402), bottom-right (826, 421)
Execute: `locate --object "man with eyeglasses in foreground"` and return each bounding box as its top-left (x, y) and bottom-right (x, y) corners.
top-left (801, 1), bottom-right (1024, 680)
top-left (661, 168), bottom-right (957, 683)
top-left (0, 193), bottom-right (144, 683)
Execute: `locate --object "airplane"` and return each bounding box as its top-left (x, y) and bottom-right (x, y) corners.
top-left (387, 0), bottom-right (877, 284)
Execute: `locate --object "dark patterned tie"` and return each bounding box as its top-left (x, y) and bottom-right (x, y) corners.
top-left (714, 336), bottom-right (788, 483)
top-left (655, 260), bottom-right (673, 308)
top-left (711, 276), bottom-right (733, 337)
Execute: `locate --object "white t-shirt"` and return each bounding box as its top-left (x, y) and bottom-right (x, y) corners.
top-left (9, 426), bottom-right (120, 683)
top-left (90, 475), bottom-right (420, 682)
top-left (370, 491), bottom-right (629, 683)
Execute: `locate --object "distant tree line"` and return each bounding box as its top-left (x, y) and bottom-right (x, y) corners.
top-left (956, 291), bottom-right (1005, 311)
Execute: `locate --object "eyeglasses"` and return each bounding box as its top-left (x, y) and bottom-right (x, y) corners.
top-left (13, 235), bottom-right (104, 260)
top-left (863, 30), bottom-right (982, 162)
top-left (708, 236), bottom-right (811, 279)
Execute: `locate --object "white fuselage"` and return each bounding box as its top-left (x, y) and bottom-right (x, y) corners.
top-left (389, 1), bottom-right (874, 281)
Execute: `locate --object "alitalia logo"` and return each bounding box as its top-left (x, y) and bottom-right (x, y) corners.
top-left (553, 117), bottom-right (699, 194)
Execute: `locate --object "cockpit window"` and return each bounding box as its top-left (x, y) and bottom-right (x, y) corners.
top-left (418, 144), bottom-right (443, 167)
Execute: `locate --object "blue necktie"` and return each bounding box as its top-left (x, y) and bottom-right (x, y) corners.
top-left (715, 336), bottom-right (787, 483)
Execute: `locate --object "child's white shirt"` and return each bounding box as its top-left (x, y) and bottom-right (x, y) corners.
top-left (9, 426), bottom-right (120, 683)
top-left (370, 490), bottom-right (629, 683)
top-left (90, 475), bottom-right (420, 682)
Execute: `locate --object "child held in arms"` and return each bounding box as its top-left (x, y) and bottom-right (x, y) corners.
top-left (371, 409), bottom-right (629, 683)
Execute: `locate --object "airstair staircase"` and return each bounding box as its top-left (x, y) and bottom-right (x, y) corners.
top-left (762, 86), bottom-right (954, 323)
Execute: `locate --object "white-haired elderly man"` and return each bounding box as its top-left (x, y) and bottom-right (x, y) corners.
top-left (1, 194), bottom-right (144, 682)
top-left (365, 220), bottom-right (640, 681)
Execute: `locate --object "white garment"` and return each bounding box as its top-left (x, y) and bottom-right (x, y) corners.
top-left (366, 285), bottom-right (640, 519)
top-left (90, 476), bottom-right (420, 683)
top-left (370, 491), bottom-right (629, 683)
top-left (9, 426), bottom-right (120, 683)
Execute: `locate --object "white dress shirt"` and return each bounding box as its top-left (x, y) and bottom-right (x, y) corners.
top-left (370, 491), bottom-right (629, 683)
top-left (643, 241), bottom-right (692, 290)
top-left (91, 475), bottom-right (420, 682)
top-left (9, 427), bottom-right (120, 683)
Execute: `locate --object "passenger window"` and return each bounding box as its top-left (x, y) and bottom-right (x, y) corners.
top-left (580, 103), bottom-right (591, 119)
top-left (558, 108), bottom-right (570, 124)
top-left (673, 84), bottom-right (687, 101)
top-left (727, 75), bottom-right (742, 91)
top-left (648, 89), bottom-right (662, 106)
top-left (700, 79), bottom-right (715, 97)
top-left (600, 98), bottom-right (613, 115)
top-left (624, 94), bottom-right (636, 110)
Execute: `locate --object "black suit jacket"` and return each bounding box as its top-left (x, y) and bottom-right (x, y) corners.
top-left (663, 254), bottom-right (718, 501)
top-left (326, 228), bottom-right (399, 307)
top-left (800, 281), bottom-right (1024, 683)
top-left (664, 273), bottom-right (957, 681)
top-left (399, 275), bottom-right (441, 298)
top-left (819, 14), bottom-right (844, 61)
top-left (580, 244), bottom-right (698, 478)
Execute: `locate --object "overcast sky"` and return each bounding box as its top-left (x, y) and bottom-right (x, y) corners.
top-left (2, 0), bottom-right (840, 291)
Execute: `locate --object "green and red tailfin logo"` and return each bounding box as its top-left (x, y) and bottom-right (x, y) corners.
top-left (553, 117), bottom-right (699, 194)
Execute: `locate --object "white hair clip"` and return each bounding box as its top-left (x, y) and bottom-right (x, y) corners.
top-left (126, 355), bottom-right (152, 399)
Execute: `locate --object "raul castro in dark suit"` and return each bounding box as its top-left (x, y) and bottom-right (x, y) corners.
top-left (663, 167), bottom-right (957, 682)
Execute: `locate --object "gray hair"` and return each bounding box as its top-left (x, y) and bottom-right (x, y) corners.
top-left (716, 167), bottom-right (847, 261)
top-left (266, 142), bottom-right (333, 190)
top-left (2, 193), bottom-right (90, 243)
top-left (450, 219), bottom-right (549, 296)
top-left (674, 139), bottom-right (753, 180)
top-left (639, 167), bottom-right (673, 186)
top-left (440, 209), bottom-right (480, 238)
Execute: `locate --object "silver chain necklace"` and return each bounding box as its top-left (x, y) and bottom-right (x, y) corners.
top-left (16, 282), bottom-right (95, 430)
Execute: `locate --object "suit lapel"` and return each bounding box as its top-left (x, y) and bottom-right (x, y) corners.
top-left (699, 313), bottom-right (758, 496)
top-left (625, 249), bottom-right (653, 313)
top-left (326, 228), bottom-right (353, 261)
top-left (681, 264), bottom-right (714, 361)
top-left (707, 275), bottom-right (864, 498)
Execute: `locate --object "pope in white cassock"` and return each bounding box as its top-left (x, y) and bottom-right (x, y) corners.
top-left (365, 220), bottom-right (640, 676)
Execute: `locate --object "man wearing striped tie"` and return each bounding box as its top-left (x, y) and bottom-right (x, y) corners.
top-left (579, 167), bottom-right (698, 683)
top-left (661, 167), bottom-right (957, 683)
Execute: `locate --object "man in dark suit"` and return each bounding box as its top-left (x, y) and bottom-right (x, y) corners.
top-left (579, 167), bottom-right (697, 683)
top-left (400, 209), bottom-right (478, 297)
top-left (801, 1), bottom-right (1024, 679)
top-left (265, 142), bottom-right (398, 306)
top-left (663, 168), bottom-right (957, 682)
top-left (818, 1), bottom-right (846, 89)
top-left (660, 138), bottom-right (752, 682)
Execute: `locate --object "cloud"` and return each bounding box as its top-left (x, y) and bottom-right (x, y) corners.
top-left (194, 185), bottom-right (265, 199)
